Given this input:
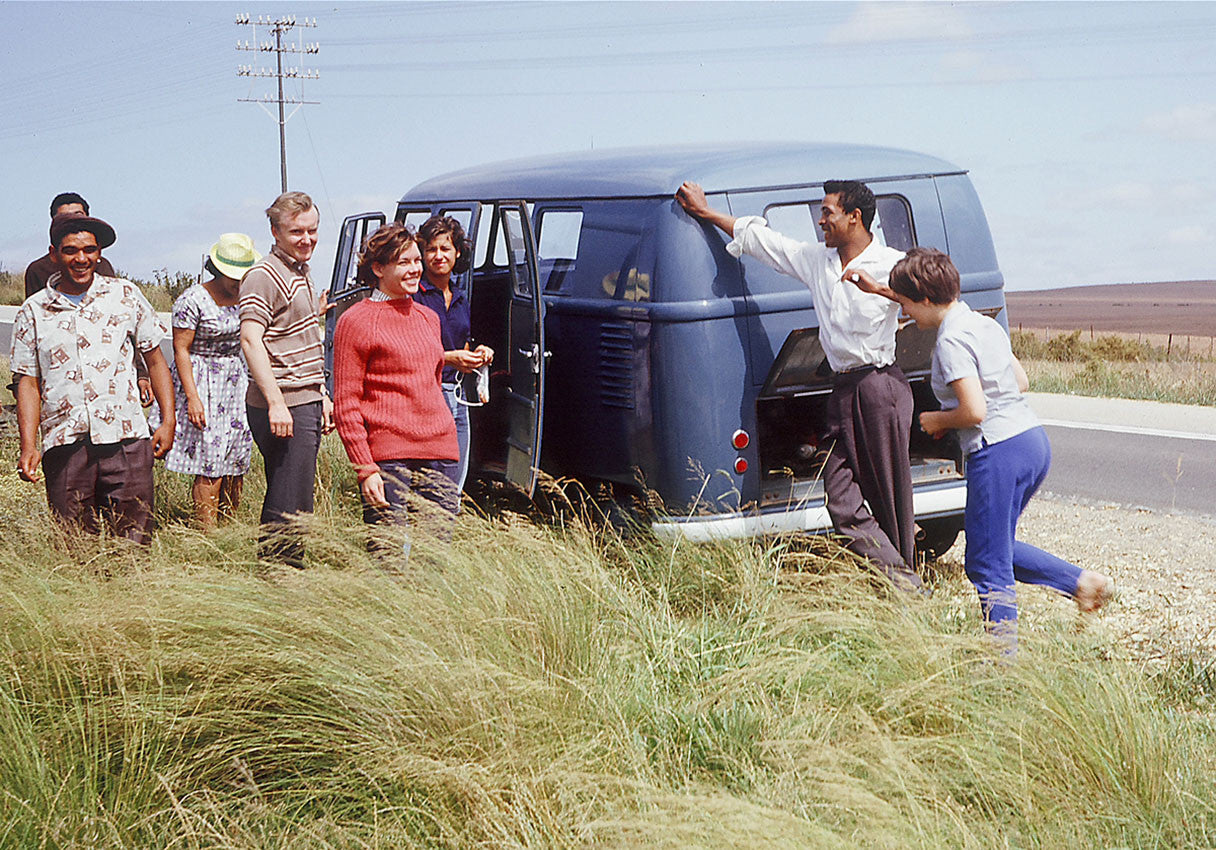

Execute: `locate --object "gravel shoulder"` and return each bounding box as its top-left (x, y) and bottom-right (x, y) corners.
top-left (944, 493), bottom-right (1216, 663)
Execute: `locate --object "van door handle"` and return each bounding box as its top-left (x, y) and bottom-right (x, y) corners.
top-left (516, 344), bottom-right (550, 373)
top-left (518, 343), bottom-right (540, 373)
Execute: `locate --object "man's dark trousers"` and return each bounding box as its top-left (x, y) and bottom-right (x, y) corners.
top-left (820, 364), bottom-right (921, 589)
top-left (41, 437), bottom-right (155, 544)
top-left (247, 400), bottom-right (322, 566)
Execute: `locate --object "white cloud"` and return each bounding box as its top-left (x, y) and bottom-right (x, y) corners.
top-left (1143, 103), bottom-right (1216, 143)
top-left (826, 2), bottom-right (973, 44)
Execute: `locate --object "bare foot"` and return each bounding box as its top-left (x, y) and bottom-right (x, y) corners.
top-left (1075, 570), bottom-right (1114, 614)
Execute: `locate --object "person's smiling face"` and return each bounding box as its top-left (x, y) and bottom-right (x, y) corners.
top-left (50, 230), bottom-right (101, 290)
top-left (818, 192), bottom-right (859, 249)
top-left (271, 206), bottom-right (320, 265)
top-left (373, 240), bottom-right (423, 297)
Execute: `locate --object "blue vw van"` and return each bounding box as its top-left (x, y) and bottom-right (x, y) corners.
top-left (327, 143), bottom-right (1007, 556)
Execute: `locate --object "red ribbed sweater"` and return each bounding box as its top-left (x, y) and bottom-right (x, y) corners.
top-left (332, 296), bottom-right (458, 480)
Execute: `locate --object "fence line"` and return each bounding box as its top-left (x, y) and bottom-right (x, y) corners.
top-left (1014, 325), bottom-right (1216, 361)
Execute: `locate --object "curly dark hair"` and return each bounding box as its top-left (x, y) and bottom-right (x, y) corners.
top-left (418, 215), bottom-right (473, 275)
top-left (356, 222), bottom-right (421, 289)
top-left (823, 179), bottom-right (877, 232)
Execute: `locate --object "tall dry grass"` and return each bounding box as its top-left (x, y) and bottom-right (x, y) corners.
top-left (1012, 329), bottom-right (1216, 405)
top-left (0, 429), bottom-right (1214, 846)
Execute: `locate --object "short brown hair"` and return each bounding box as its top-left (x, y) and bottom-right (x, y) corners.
top-left (265, 191), bottom-right (314, 228)
top-left (356, 222), bottom-right (420, 289)
top-left (418, 215), bottom-right (473, 275)
top-left (889, 247), bottom-right (960, 305)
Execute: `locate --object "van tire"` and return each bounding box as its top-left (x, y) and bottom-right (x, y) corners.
top-left (916, 517), bottom-right (963, 561)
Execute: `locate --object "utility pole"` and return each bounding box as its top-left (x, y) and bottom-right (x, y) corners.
top-left (235, 14), bottom-right (319, 193)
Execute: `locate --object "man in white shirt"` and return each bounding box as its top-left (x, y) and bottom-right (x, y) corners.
top-left (675, 179), bottom-right (921, 591)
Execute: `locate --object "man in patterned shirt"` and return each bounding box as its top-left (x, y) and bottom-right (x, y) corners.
top-left (10, 213), bottom-right (176, 544)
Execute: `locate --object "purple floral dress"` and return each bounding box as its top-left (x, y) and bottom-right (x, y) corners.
top-left (160, 283), bottom-right (253, 476)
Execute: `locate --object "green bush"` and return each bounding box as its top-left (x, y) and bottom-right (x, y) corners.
top-left (0, 270), bottom-right (25, 306)
top-left (1045, 329), bottom-right (1085, 361)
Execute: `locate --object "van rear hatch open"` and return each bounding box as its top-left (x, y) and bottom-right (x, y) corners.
top-left (754, 323), bottom-right (964, 508)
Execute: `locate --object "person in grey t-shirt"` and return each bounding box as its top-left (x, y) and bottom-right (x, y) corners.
top-left (850, 248), bottom-right (1113, 656)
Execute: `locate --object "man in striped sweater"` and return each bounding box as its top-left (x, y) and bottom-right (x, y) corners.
top-left (239, 191), bottom-right (334, 567)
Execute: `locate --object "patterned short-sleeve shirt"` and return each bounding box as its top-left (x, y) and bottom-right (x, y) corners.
top-left (9, 274), bottom-right (168, 449)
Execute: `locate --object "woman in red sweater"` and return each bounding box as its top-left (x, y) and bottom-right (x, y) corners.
top-left (332, 223), bottom-right (460, 545)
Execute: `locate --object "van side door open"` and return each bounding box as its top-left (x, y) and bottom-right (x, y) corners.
top-left (325, 211), bottom-right (386, 391)
top-left (497, 202), bottom-right (547, 495)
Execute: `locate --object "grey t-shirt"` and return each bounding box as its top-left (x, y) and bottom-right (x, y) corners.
top-left (931, 301), bottom-right (1039, 455)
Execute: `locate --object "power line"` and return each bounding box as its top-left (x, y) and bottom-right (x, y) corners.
top-left (236, 13), bottom-right (319, 193)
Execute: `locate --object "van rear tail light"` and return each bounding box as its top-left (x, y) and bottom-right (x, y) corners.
top-left (734, 457), bottom-right (748, 474)
top-left (731, 429), bottom-right (750, 450)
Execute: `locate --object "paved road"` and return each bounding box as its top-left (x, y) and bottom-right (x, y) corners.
top-left (1026, 392), bottom-right (1216, 520)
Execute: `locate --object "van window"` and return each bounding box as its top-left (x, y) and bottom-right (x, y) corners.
top-left (440, 208), bottom-right (473, 234)
top-left (474, 205), bottom-right (493, 268)
top-left (763, 195), bottom-right (916, 251)
top-left (539, 199), bottom-right (657, 301)
top-left (402, 209), bottom-right (431, 232)
top-left (537, 210), bottom-right (582, 292)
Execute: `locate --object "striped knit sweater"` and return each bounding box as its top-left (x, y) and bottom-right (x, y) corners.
top-left (238, 246), bottom-right (326, 407)
top-left (332, 295), bottom-right (458, 480)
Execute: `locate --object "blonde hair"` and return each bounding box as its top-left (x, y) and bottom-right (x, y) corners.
top-left (265, 191), bottom-right (314, 228)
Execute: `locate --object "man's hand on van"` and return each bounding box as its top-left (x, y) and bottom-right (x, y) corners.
top-left (676, 181), bottom-right (739, 238)
top-left (675, 181), bottom-right (711, 218)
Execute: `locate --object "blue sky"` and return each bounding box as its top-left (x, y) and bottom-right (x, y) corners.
top-left (1, 1), bottom-right (1213, 292)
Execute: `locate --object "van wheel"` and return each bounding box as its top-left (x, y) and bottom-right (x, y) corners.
top-left (916, 517), bottom-right (963, 561)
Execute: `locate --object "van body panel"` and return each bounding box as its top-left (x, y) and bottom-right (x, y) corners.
top-left (373, 143), bottom-right (1004, 543)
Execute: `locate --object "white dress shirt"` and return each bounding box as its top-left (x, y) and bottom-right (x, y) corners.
top-left (727, 216), bottom-right (905, 373)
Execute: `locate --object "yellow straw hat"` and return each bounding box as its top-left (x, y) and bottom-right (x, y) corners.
top-left (208, 232), bottom-right (261, 279)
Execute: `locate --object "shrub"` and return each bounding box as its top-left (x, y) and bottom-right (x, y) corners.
top-left (1045, 329), bottom-right (1085, 361)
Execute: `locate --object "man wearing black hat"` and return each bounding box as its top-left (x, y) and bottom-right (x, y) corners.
top-left (20, 192), bottom-right (152, 406)
top-left (9, 213), bottom-right (176, 544)
top-left (24, 193), bottom-right (117, 298)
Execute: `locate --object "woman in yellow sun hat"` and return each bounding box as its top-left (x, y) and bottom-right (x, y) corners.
top-left (157, 233), bottom-right (260, 529)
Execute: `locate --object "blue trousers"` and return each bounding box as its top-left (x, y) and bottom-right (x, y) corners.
top-left (964, 426), bottom-right (1082, 638)
top-left (442, 382), bottom-right (470, 494)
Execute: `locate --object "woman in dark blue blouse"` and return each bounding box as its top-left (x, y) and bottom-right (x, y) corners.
top-left (413, 215), bottom-right (494, 493)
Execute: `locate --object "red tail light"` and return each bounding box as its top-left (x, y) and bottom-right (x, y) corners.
top-left (734, 457), bottom-right (748, 474)
top-left (731, 429), bottom-right (750, 450)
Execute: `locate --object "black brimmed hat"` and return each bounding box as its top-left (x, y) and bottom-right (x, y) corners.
top-left (50, 212), bottom-right (116, 249)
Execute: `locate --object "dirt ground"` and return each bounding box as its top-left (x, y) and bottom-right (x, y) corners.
top-left (1004, 280), bottom-right (1216, 338)
top-left (941, 494), bottom-right (1216, 664)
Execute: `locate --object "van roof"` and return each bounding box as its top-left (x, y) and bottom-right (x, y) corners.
top-left (403, 142), bottom-right (964, 202)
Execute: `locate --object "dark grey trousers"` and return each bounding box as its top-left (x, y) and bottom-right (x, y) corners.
top-left (821, 365), bottom-right (921, 589)
top-left (247, 401), bottom-right (322, 566)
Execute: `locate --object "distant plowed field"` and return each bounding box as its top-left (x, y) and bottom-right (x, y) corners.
top-left (1004, 280), bottom-right (1216, 337)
